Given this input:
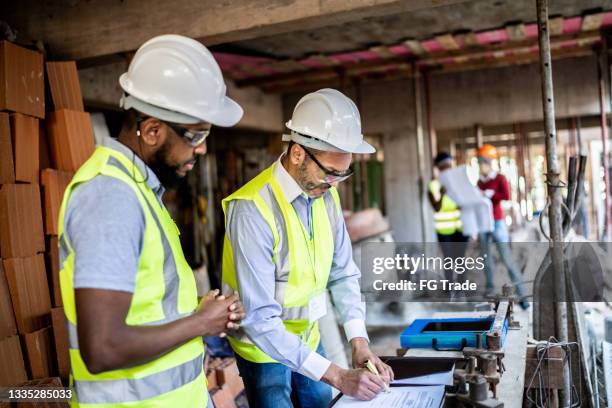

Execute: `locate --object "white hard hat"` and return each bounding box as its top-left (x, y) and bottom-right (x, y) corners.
top-left (282, 88), bottom-right (375, 154)
top-left (119, 34), bottom-right (243, 127)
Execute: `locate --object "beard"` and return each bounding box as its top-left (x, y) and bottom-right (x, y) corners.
top-left (148, 142), bottom-right (186, 189)
top-left (298, 160), bottom-right (330, 196)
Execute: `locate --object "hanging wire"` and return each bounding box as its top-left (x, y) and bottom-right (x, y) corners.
top-left (538, 197), bottom-right (573, 242)
top-left (524, 337), bottom-right (582, 407)
top-left (130, 117), bottom-right (150, 184)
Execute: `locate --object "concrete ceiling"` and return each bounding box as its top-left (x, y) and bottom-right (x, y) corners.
top-left (217, 0), bottom-right (610, 59)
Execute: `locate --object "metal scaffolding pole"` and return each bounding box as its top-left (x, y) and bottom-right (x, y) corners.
top-left (413, 66), bottom-right (429, 244)
top-left (474, 124), bottom-right (484, 148)
top-left (535, 0), bottom-right (570, 406)
top-left (598, 44), bottom-right (612, 240)
top-left (424, 69), bottom-right (437, 157)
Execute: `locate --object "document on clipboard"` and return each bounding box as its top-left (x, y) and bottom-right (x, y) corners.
top-left (332, 385), bottom-right (445, 408)
top-left (391, 365), bottom-right (454, 386)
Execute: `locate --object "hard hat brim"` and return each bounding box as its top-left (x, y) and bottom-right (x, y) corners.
top-left (202, 96), bottom-right (244, 127)
top-left (282, 130), bottom-right (376, 154)
top-left (120, 74), bottom-right (243, 127)
top-left (350, 140), bottom-right (376, 154)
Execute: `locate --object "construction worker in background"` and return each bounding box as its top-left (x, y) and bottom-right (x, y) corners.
top-left (477, 144), bottom-right (528, 309)
top-left (428, 152), bottom-right (469, 283)
top-left (222, 88), bottom-right (394, 407)
top-left (57, 35), bottom-right (245, 407)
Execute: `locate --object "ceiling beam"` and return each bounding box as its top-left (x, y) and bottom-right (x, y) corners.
top-left (429, 44), bottom-right (595, 75)
top-left (419, 30), bottom-right (599, 65)
top-left (237, 31), bottom-right (599, 89)
top-left (2, 0), bottom-right (469, 61)
top-left (236, 55), bottom-right (416, 88)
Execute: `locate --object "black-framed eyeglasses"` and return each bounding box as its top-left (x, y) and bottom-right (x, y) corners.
top-left (137, 117), bottom-right (210, 147)
top-left (301, 145), bottom-right (354, 183)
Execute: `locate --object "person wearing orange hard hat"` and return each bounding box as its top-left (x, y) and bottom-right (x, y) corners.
top-left (477, 144), bottom-right (528, 309)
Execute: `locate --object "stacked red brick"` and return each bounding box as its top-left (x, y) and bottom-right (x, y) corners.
top-left (0, 40), bottom-right (50, 388)
top-left (44, 60), bottom-right (96, 385)
top-left (206, 357), bottom-right (246, 407)
top-left (0, 40), bottom-right (94, 389)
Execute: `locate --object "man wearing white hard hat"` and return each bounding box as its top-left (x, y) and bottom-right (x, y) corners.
top-left (222, 88), bottom-right (394, 407)
top-left (58, 35), bottom-right (245, 407)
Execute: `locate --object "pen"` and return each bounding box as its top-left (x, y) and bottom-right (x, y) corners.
top-left (365, 360), bottom-right (390, 393)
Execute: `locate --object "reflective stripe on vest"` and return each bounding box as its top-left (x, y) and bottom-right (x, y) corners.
top-left (221, 163), bottom-right (340, 362)
top-left (73, 353), bottom-right (204, 405)
top-left (57, 147), bottom-right (206, 407)
top-left (429, 179), bottom-right (462, 235)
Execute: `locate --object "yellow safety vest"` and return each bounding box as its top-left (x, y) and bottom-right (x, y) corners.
top-left (57, 146), bottom-right (206, 407)
top-left (221, 163), bottom-right (341, 363)
top-left (429, 179), bottom-right (462, 235)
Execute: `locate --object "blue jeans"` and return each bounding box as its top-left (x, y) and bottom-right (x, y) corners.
top-left (234, 343), bottom-right (332, 408)
top-left (478, 220), bottom-right (525, 297)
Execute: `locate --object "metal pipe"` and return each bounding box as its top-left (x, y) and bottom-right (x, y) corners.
top-left (474, 124), bottom-right (484, 148)
top-left (568, 118), bottom-right (577, 157)
top-left (575, 155), bottom-right (587, 207)
top-left (563, 156), bottom-right (577, 234)
top-left (520, 123), bottom-right (533, 219)
top-left (515, 124), bottom-right (526, 219)
top-left (424, 69), bottom-right (437, 157)
top-left (576, 117), bottom-right (584, 156)
top-left (535, 0), bottom-right (570, 406)
top-left (597, 45), bottom-right (612, 240)
top-left (413, 65), bottom-right (429, 244)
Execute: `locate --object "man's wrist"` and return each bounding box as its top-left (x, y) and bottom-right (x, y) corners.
top-left (321, 363), bottom-right (345, 388)
top-left (350, 337), bottom-right (369, 350)
top-left (184, 313), bottom-right (209, 337)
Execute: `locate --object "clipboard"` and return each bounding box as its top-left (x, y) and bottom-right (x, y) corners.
top-left (328, 384), bottom-right (446, 408)
top-left (379, 356), bottom-right (459, 382)
top-left (327, 357), bottom-right (461, 407)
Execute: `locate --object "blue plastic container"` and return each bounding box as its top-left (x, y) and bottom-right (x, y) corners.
top-left (400, 317), bottom-right (508, 350)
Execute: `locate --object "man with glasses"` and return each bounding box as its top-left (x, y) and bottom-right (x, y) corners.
top-left (58, 35), bottom-right (245, 407)
top-left (222, 88), bottom-right (394, 407)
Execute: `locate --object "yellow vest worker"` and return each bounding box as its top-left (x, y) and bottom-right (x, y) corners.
top-left (59, 146), bottom-right (206, 407)
top-left (57, 34), bottom-right (244, 407)
top-left (221, 88), bottom-right (394, 407)
top-left (428, 179), bottom-right (462, 235)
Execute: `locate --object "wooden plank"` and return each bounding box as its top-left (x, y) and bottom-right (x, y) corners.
top-left (403, 39), bottom-right (426, 55)
top-left (435, 34), bottom-right (459, 50)
top-left (370, 45), bottom-right (396, 58)
top-left (455, 31), bottom-right (479, 48)
top-left (307, 54), bottom-right (340, 66)
top-left (549, 17), bottom-right (565, 37)
top-left (506, 23), bottom-right (527, 42)
top-left (251, 33), bottom-right (597, 91)
top-left (2, 0), bottom-right (469, 61)
top-left (273, 59), bottom-right (310, 73)
top-left (582, 12), bottom-right (604, 32)
top-left (261, 62), bottom-right (412, 93)
top-left (432, 46), bottom-right (594, 75)
top-left (238, 54), bottom-right (415, 87)
top-left (420, 31), bottom-right (598, 64)
top-left (497, 318), bottom-right (528, 406)
top-left (524, 345), bottom-right (565, 389)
